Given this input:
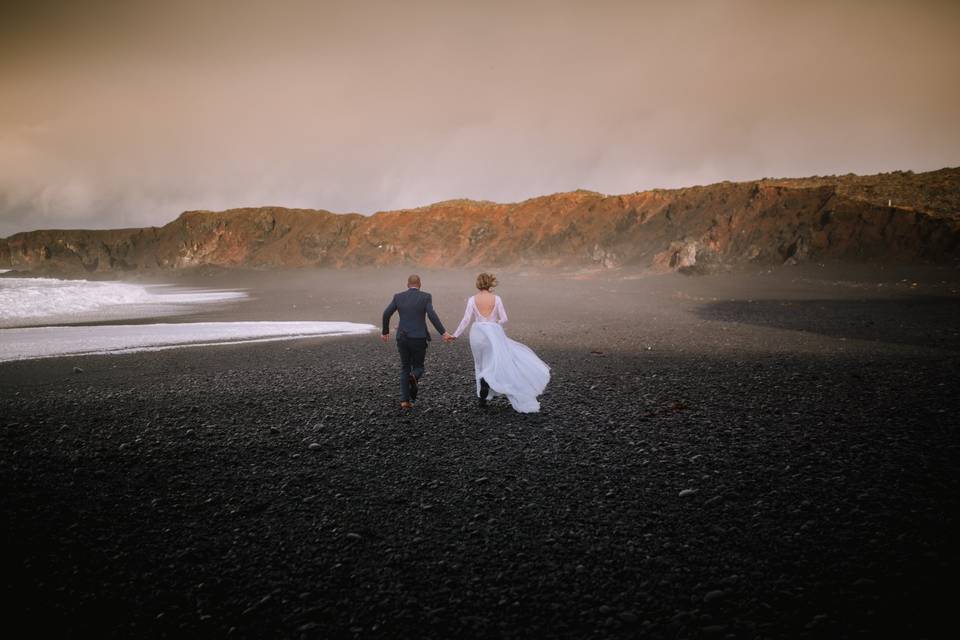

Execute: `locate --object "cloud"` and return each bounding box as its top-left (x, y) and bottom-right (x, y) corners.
top-left (2, 0), bottom-right (959, 236)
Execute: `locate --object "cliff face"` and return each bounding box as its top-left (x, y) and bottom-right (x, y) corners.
top-left (2, 168), bottom-right (958, 274)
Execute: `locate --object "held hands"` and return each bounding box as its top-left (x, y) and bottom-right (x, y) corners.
top-left (382, 331), bottom-right (455, 342)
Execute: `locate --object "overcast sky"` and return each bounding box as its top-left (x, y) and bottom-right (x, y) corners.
top-left (1, 0), bottom-right (958, 236)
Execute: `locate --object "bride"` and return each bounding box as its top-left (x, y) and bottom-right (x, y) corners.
top-left (448, 273), bottom-right (550, 412)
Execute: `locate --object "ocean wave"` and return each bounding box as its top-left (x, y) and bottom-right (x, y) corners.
top-left (0, 277), bottom-right (247, 327)
top-left (0, 321), bottom-right (375, 362)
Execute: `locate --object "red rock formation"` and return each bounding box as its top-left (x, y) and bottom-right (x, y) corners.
top-left (2, 168), bottom-right (958, 274)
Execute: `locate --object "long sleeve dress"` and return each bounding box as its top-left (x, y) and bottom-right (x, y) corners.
top-left (452, 295), bottom-right (550, 413)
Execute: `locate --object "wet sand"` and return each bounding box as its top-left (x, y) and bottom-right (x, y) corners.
top-left (2, 265), bottom-right (959, 638)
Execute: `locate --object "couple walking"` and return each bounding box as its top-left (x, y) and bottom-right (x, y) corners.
top-left (381, 273), bottom-right (550, 412)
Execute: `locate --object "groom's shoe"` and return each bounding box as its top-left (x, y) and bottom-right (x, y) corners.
top-left (400, 401), bottom-right (413, 409)
top-left (408, 374), bottom-right (418, 402)
top-left (478, 378), bottom-right (489, 408)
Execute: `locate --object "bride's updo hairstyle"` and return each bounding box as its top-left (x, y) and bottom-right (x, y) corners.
top-left (476, 272), bottom-right (498, 291)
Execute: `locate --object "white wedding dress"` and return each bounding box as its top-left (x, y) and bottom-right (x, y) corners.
top-left (452, 295), bottom-right (550, 413)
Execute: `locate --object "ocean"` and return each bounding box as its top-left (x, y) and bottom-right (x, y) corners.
top-left (0, 276), bottom-right (374, 361)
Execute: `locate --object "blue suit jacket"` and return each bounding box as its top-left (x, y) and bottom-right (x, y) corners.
top-left (382, 288), bottom-right (446, 341)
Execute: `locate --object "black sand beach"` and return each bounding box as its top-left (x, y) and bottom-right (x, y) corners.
top-left (2, 266), bottom-right (959, 638)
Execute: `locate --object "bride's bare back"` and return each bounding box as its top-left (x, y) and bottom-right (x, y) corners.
top-left (474, 290), bottom-right (496, 318)
top-left (452, 272), bottom-right (549, 413)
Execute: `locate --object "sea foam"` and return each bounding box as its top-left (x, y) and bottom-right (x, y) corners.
top-left (0, 321), bottom-right (376, 362)
top-left (0, 277), bottom-right (247, 327)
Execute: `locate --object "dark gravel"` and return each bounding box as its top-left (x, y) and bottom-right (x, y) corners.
top-left (2, 266), bottom-right (958, 638)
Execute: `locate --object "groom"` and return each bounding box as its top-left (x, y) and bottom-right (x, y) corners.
top-left (381, 274), bottom-right (454, 409)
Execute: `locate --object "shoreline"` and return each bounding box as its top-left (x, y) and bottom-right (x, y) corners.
top-left (0, 321), bottom-right (377, 363)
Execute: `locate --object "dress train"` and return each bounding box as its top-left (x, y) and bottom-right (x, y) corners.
top-left (453, 295), bottom-right (550, 413)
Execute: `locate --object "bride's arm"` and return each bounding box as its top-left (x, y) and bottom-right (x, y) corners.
top-left (452, 298), bottom-right (473, 338)
top-left (495, 296), bottom-right (508, 325)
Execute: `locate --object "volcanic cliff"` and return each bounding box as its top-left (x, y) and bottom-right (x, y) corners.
top-left (2, 168), bottom-right (958, 274)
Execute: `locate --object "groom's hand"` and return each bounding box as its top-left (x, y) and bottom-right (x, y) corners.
top-left (442, 332), bottom-right (455, 343)
top-left (380, 332), bottom-right (390, 342)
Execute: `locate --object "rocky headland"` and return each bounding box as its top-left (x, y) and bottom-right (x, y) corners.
top-left (2, 168), bottom-right (958, 275)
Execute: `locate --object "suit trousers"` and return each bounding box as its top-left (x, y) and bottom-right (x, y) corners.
top-left (397, 335), bottom-right (428, 401)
